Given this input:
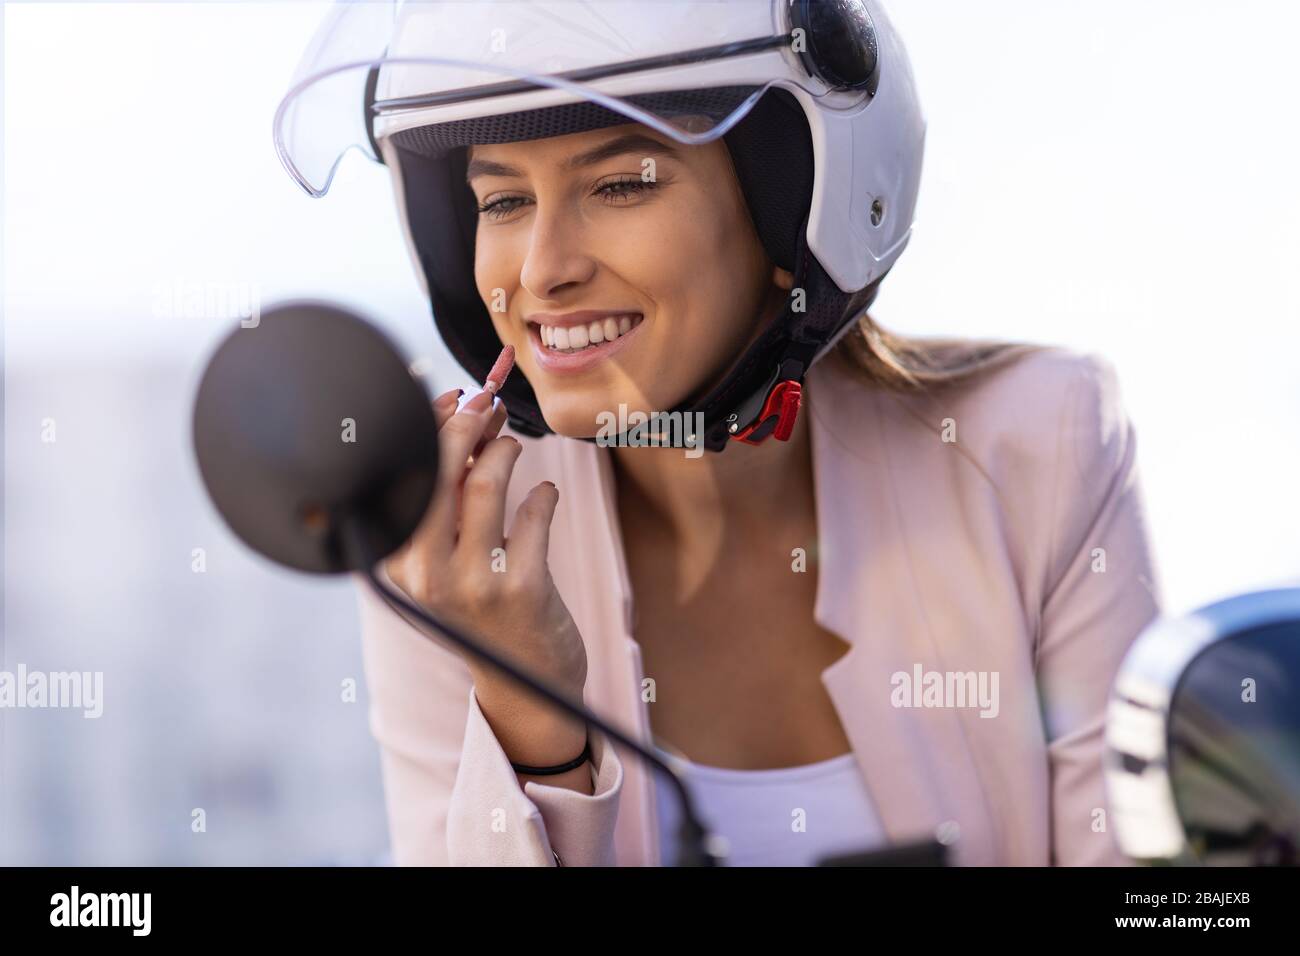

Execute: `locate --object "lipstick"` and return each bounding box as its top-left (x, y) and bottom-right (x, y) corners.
top-left (457, 344), bottom-right (515, 413)
top-left (484, 344), bottom-right (515, 395)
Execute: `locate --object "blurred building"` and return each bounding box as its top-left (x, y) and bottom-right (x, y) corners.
top-left (2, 358), bottom-right (390, 865)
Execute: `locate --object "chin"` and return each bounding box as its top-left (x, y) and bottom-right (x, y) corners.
top-left (538, 391), bottom-right (661, 442)
top-left (537, 396), bottom-right (610, 441)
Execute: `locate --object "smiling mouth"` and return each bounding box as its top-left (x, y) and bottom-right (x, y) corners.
top-left (538, 314), bottom-right (644, 353)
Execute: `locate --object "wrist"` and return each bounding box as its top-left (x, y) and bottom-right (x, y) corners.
top-left (473, 682), bottom-right (588, 767)
top-left (509, 738), bottom-right (592, 776)
top-left (500, 720), bottom-right (589, 770)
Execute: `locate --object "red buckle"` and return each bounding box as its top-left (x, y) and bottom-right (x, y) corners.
top-left (731, 379), bottom-right (802, 445)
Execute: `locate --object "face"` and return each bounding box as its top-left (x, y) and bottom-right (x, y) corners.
top-left (465, 122), bottom-right (793, 438)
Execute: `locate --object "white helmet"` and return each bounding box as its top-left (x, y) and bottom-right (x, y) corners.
top-left (275, 0), bottom-right (925, 451)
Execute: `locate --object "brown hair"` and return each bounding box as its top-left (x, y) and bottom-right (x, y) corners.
top-left (832, 310), bottom-right (1050, 394)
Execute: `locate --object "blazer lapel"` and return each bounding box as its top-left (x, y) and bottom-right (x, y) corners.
top-left (567, 440), bottom-right (662, 866)
top-left (807, 356), bottom-right (1001, 866)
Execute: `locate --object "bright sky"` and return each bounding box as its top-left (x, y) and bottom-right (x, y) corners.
top-left (5, 1), bottom-right (1299, 614)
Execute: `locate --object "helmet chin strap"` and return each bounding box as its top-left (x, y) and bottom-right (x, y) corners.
top-left (631, 287), bottom-right (811, 454)
top-left (688, 333), bottom-right (821, 453)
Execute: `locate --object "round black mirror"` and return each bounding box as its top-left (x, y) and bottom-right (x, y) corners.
top-left (192, 301), bottom-right (440, 574)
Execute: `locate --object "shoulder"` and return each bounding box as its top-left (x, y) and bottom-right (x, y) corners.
top-left (874, 344), bottom-right (1133, 492)
top-left (967, 344), bottom-right (1125, 437)
top-left (816, 342), bottom-right (1131, 476)
top-left (919, 345), bottom-right (1141, 601)
top-left (821, 343), bottom-right (1140, 598)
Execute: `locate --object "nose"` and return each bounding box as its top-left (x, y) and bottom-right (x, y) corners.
top-left (518, 200), bottom-right (597, 301)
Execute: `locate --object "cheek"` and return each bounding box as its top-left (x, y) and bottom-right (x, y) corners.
top-left (473, 232), bottom-right (510, 306)
top-left (637, 198), bottom-right (762, 352)
top-left (469, 241), bottom-right (523, 359)
top-left (474, 234), bottom-right (535, 352)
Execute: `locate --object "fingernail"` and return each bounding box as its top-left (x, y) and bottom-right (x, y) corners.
top-left (464, 389), bottom-right (495, 413)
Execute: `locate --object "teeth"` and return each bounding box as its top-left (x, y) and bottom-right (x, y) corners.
top-left (539, 314), bottom-right (642, 352)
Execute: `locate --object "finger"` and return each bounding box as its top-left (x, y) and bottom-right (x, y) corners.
top-left (381, 551), bottom-right (404, 587)
top-left (438, 388), bottom-right (497, 478)
top-left (469, 400), bottom-right (509, 463)
top-left (432, 388), bottom-right (463, 431)
top-left (456, 434), bottom-right (523, 562)
top-left (504, 481), bottom-right (560, 574)
top-left (391, 387), bottom-right (472, 565)
top-left (420, 389), bottom-right (501, 551)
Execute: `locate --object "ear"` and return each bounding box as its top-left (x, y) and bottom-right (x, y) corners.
top-left (772, 265), bottom-right (795, 290)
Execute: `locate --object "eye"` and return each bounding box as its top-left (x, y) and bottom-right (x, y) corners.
top-left (476, 195), bottom-right (530, 220)
top-left (475, 176), bottom-right (662, 220)
top-left (593, 176), bottom-right (658, 204)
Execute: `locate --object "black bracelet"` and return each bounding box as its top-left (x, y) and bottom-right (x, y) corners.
top-left (510, 740), bottom-right (591, 776)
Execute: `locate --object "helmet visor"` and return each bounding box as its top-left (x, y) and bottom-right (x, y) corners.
top-left (274, 0), bottom-right (834, 196)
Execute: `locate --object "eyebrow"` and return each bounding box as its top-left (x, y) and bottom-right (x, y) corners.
top-left (465, 132), bottom-right (683, 183)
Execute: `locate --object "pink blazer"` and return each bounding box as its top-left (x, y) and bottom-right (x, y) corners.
top-left (354, 345), bottom-right (1163, 866)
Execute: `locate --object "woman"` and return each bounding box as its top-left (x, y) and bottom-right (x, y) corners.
top-left (280, 0), bottom-right (1163, 865)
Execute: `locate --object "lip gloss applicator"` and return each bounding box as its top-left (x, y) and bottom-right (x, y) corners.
top-left (457, 344), bottom-right (515, 413)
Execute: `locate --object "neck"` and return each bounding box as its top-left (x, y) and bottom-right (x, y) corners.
top-left (608, 395), bottom-right (815, 554)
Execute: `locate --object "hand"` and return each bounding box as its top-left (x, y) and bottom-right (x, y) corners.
top-left (383, 387), bottom-right (589, 743)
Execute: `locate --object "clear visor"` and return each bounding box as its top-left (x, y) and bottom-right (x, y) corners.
top-left (274, 0), bottom-right (827, 196)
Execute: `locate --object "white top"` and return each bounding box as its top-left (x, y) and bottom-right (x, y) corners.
top-left (651, 747), bottom-right (886, 866)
